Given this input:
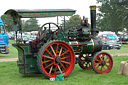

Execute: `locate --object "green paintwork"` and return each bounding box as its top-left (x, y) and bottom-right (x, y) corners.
top-left (5, 9), bottom-right (76, 18)
top-left (69, 40), bottom-right (94, 54)
top-left (13, 45), bottom-right (24, 74)
top-left (64, 33), bottom-right (69, 42)
top-left (21, 46), bottom-right (30, 54)
top-left (13, 44), bottom-right (39, 74)
top-left (18, 12), bottom-right (75, 18)
top-left (83, 28), bottom-right (90, 37)
top-left (57, 32), bottom-right (64, 39)
top-left (82, 43), bottom-right (94, 54)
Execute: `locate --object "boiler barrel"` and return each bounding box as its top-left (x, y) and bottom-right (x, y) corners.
top-left (69, 39), bottom-right (102, 54)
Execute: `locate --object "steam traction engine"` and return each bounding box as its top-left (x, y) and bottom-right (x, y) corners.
top-left (4, 6), bottom-right (113, 78)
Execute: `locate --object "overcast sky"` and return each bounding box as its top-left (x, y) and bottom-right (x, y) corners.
top-left (0, 0), bottom-right (98, 25)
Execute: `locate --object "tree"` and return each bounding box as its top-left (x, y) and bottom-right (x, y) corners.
top-left (97, 0), bottom-right (128, 33)
top-left (22, 18), bottom-right (40, 32)
top-left (63, 15), bottom-right (81, 31)
top-left (1, 14), bottom-right (13, 32)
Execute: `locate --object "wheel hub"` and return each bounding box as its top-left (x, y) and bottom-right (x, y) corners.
top-left (55, 57), bottom-right (61, 63)
top-left (101, 61), bottom-right (106, 66)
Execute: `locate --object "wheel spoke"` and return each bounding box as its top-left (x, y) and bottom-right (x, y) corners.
top-left (60, 62), bottom-right (66, 70)
top-left (94, 61), bottom-right (100, 66)
top-left (95, 58), bottom-right (100, 62)
top-left (99, 55), bottom-right (103, 61)
top-left (42, 60), bottom-right (52, 64)
top-left (49, 65), bottom-right (53, 74)
top-left (54, 65), bottom-right (57, 75)
top-left (61, 61), bottom-right (70, 65)
top-left (104, 57), bottom-right (109, 61)
top-left (100, 66), bottom-right (103, 71)
top-left (58, 65), bottom-right (62, 74)
top-left (61, 56), bottom-right (69, 59)
top-left (43, 55), bottom-right (54, 60)
top-left (50, 46), bottom-right (56, 56)
top-left (45, 62), bottom-right (54, 69)
top-left (46, 49), bottom-right (53, 57)
top-left (59, 46), bottom-right (63, 56)
top-left (102, 66), bottom-right (106, 70)
top-left (88, 63), bottom-right (91, 67)
top-left (105, 64), bottom-right (109, 68)
top-left (60, 50), bottom-right (69, 57)
top-left (56, 43), bottom-right (59, 54)
top-left (105, 57), bottom-right (110, 63)
top-left (95, 64), bottom-right (100, 70)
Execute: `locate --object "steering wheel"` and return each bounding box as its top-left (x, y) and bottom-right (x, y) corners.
top-left (38, 22), bottom-right (60, 36)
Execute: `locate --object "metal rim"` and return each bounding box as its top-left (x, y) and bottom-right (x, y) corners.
top-left (92, 52), bottom-right (113, 74)
top-left (78, 54), bottom-right (92, 69)
top-left (41, 41), bottom-right (75, 78)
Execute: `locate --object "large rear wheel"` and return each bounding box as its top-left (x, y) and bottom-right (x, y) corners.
top-left (37, 40), bottom-right (75, 78)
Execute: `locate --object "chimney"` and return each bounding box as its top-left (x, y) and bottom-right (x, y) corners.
top-left (90, 5), bottom-right (98, 37)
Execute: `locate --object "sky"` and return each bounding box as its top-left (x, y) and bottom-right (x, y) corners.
top-left (0, 0), bottom-right (98, 25)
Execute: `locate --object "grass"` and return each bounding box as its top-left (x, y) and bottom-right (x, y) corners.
top-left (0, 56), bottom-right (128, 85)
top-left (0, 40), bottom-right (18, 58)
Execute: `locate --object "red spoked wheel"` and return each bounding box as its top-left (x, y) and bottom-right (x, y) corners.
top-left (91, 52), bottom-right (113, 74)
top-left (78, 54), bottom-right (92, 69)
top-left (37, 40), bottom-right (75, 78)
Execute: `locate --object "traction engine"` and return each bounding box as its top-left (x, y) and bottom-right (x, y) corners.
top-left (4, 6), bottom-right (113, 78)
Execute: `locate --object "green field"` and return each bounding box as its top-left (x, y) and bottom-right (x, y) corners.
top-left (0, 56), bottom-right (128, 85)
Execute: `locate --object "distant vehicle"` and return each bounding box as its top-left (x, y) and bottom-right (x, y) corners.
top-left (99, 33), bottom-right (119, 41)
top-left (26, 35), bottom-right (37, 43)
top-left (0, 18), bottom-right (9, 54)
top-left (107, 34), bottom-right (118, 41)
top-left (22, 35), bottom-right (30, 42)
top-left (7, 32), bottom-right (15, 39)
top-left (102, 40), bottom-right (121, 50)
top-left (119, 35), bottom-right (128, 44)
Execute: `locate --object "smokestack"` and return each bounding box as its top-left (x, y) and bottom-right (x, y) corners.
top-left (90, 5), bottom-right (97, 37)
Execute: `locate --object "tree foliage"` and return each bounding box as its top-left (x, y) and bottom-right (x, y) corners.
top-left (1, 15), bottom-right (40, 32)
top-left (22, 18), bottom-right (40, 32)
top-left (1, 15), bottom-right (13, 32)
top-left (97, 0), bottom-right (128, 33)
top-left (64, 15), bottom-right (81, 31)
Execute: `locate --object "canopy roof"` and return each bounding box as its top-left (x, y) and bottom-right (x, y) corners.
top-left (4, 9), bottom-right (76, 18)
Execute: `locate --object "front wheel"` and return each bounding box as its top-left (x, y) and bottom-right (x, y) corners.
top-left (37, 40), bottom-right (75, 78)
top-left (91, 52), bottom-right (113, 74)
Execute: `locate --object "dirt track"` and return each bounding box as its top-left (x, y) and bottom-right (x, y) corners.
top-left (0, 58), bottom-right (18, 62)
top-left (111, 53), bottom-right (128, 56)
top-left (0, 53), bottom-right (128, 62)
